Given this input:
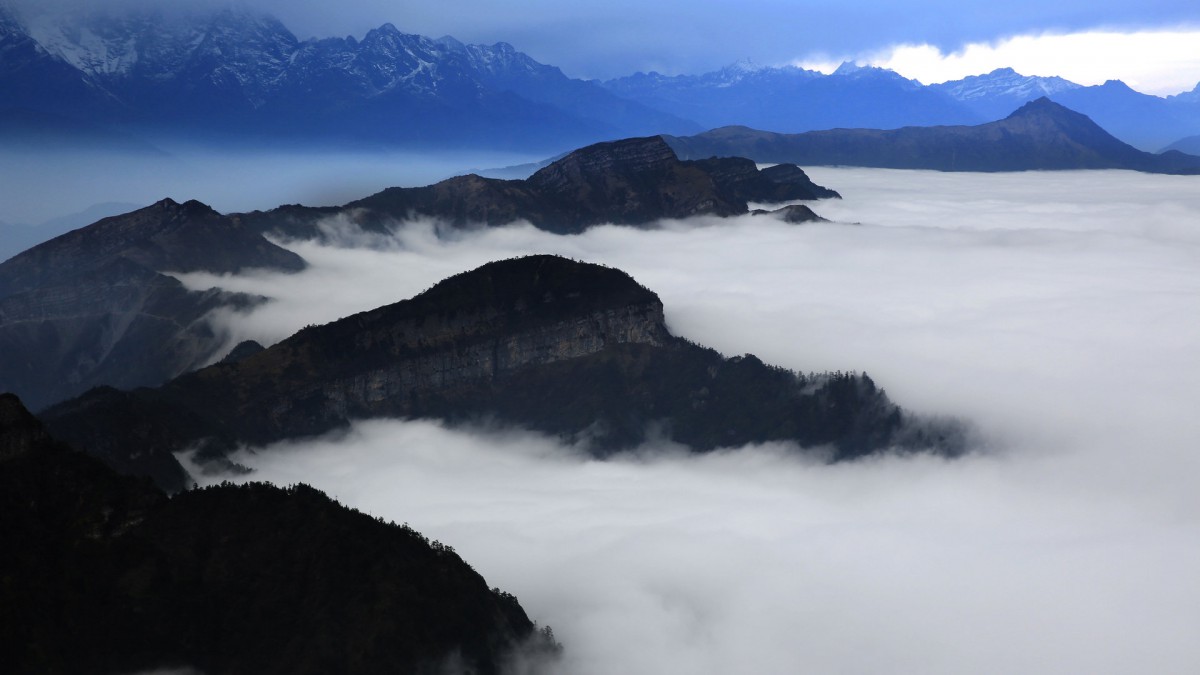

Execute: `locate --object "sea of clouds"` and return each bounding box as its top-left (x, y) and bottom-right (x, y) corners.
top-left (178, 168), bottom-right (1200, 674)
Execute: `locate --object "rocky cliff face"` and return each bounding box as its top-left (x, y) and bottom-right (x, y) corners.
top-left (42, 256), bottom-right (965, 492)
top-left (156, 255), bottom-right (671, 445)
top-left (321, 302), bottom-right (667, 421)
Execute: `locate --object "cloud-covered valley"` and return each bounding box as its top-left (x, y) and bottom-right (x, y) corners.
top-left (180, 168), bottom-right (1200, 674)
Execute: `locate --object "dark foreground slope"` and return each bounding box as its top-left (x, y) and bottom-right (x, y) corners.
top-left (667, 98), bottom-right (1200, 174)
top-left (0, 137), bottom-right (836, 412)
top-left (0, 393), bottom-right (554, 675)
top-left (43, 256), bottom-right (964, 492)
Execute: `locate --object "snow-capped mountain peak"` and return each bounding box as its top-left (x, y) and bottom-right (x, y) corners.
top-left (937, 67), bottom-right (1082, 101)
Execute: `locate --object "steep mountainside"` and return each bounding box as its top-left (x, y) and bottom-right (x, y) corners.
top-left (0, 393), bottom-right (554, 675)
top-left (666, 98), bottom-right (1200, 173)
top-left (3, 6), bottom-right (697, 150)
top-left (0, 137), bottom-right (836, 412)
top-left (603, 61), bottom-right (982, 133)
top-left (0, 199), bottom-right (305, 411)
top-left (42, 256), bottom-right (965, 492)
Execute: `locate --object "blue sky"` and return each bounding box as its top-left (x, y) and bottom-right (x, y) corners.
top-left (11, 0), bottom-right (1200, 93)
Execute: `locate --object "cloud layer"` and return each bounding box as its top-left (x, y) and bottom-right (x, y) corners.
top-left (185, 168), bottom-right (1200, 674)
top-left (854, 30), bottom-right (1200, 95)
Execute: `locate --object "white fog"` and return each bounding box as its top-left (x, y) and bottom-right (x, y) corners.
top-left (174, 167), bottom-right (1200, 674)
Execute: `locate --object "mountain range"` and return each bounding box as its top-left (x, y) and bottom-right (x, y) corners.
top-left (601, 61), bottom-right (981, 135)
top-left (3, 5), bottom-right (1200, 152)
top-left (604, 63), bottom-right (1200, 152)
top-left (666, 98), bottom-right (1200, 174)
top-left (0, 4), bottom-right (696, 152)
top-left (0, 135), bottom-right (838, 412)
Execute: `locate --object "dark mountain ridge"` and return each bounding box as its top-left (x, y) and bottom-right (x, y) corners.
top-left (666, 98), bottom-right (1200, 173)
top-left (0, 198), bottom-right (305, 411)
top-left (0, 392), bottom-right (556, 675)
top-left (0, 137), bottom-right (838, 411)
top-left (41, 256), bottom-right (965, 493)
top-left (313, 135), bottom-right (838, 236)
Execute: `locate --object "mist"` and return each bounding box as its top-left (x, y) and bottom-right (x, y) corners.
top-left (179, 168), bottom-right (1200, 673)
top-left (0, 146), bottom-right (539, 232)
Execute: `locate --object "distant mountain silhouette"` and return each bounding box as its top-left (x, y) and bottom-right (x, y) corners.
top-left (1043, 81), bottom-right (1200, 152)
top-left (602, 61), bottom-right (983, 133)
top-left (928, 68), bottom-right (1200, 151)
top-left (1163, 134), bottom-right (1200, 155)
top-left (666, 98), bottom-right (1200, 173)
top-left (41, 256), bottom-right (966, 492)
top-left (0, 393), bottom-right (556, 674)
top-left (605, 61), bottom-right (1200, 152)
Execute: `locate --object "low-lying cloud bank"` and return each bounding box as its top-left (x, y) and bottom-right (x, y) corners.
top-left (185, 168), bottom-right (1200, 674)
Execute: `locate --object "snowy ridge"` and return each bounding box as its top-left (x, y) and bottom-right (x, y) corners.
top-left (6, 7), bottom-right (593, 106)
top-left (934, 67), bottom-right (1082, 101)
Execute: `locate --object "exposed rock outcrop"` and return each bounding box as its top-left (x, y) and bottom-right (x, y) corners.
top-left (42, 256), bottom-right (965, 492)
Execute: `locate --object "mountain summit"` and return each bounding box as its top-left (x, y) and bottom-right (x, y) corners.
top-left (266, 135), bottom-right (839, 237)
top-left (42, 255), bottom-right (965, 491)
top-left (667, 98), bottom-right (1200, 173)
top-left (0, 5), bottom-right (698, 150)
